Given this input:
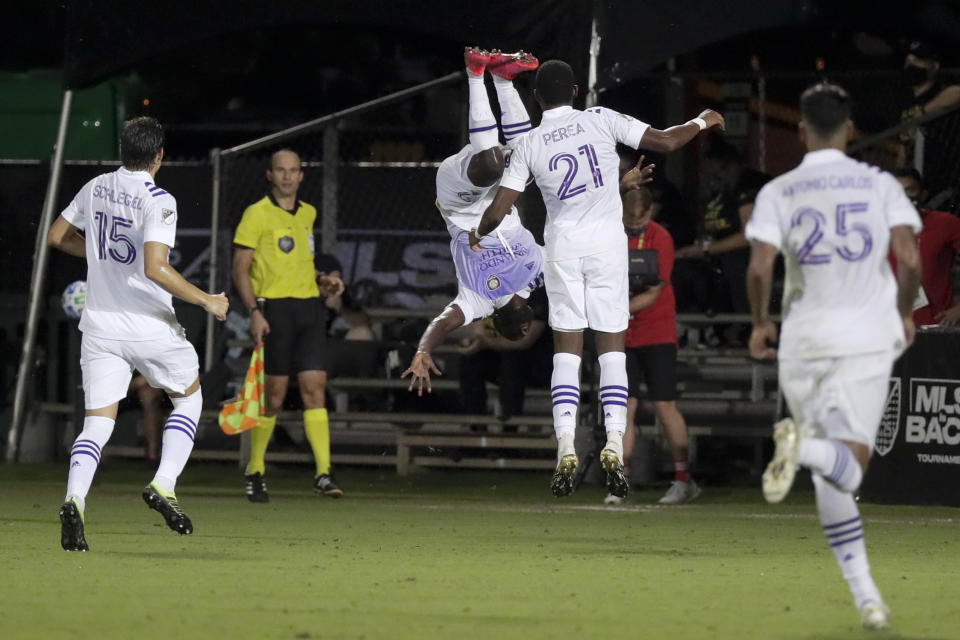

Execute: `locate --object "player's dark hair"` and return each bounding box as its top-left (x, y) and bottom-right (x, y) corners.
top-left (800, 83), bottom-right (852, 138)
top-left (492, 302), bottom-right (534, 341)
top-left (892, 167), bottom-right (924, 185)
top-left (467, 147), bottom-right (505, 187)
top-left (120, 116), bottom-right (164, 171)
top-left (535, 60), bottom-right (576, 107)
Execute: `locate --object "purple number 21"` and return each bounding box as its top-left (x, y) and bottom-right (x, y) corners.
top-left (549, 144), bottom-right (604, 200)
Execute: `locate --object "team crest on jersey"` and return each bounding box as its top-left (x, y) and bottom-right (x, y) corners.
top-left (875, 378), bottom-right (902, 457)
top-left (161, 208), bottom-right (176, 225)
top-left (458, 190), bottom-right (481, 203)
top-left (278, 236), bottom-right (295, 254)
top-left (486, 274), bottom-right (502, 292)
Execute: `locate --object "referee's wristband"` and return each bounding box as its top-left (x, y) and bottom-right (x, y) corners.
top-left (689, 117), bottom-right (708, 131)
top-left (248, 304), bottom-right (261, 315)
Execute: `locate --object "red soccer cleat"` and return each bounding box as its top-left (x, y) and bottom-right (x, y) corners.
top-left (464, 46), bottom-right (492, 76)
top-left (488, 50), bottom-right (539, 80)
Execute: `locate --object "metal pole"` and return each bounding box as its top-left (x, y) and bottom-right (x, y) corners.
top-left (586, 17), bottom-right (601, 108)
top-left (7, 89), bottom-right (73, 462)
top-left (222, 72), bottom-right (461, 157)
top-left (321, 126), bottom-right (338, 256)
top-left (204, 148), bottom-right (222, 372)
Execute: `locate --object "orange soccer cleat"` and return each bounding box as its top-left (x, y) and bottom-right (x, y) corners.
top-left (488, 50), bottom-right (539, 80)
top-left (464, 46), bottom-right (492, 76)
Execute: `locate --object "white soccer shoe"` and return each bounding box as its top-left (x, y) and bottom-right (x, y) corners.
top-left (860, 601), bottom-right (891, 631)
top-left (551, 434), bottom-right (578, 497)
top-left (603, 493), bottom-right (623, 505)
top-left (658, 480), bottom-right (702, 505)
top-left (762, 418), bottom-right (799, 503)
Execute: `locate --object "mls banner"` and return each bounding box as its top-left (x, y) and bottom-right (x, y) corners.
top-left (860, 328), bottom-right (960, 506)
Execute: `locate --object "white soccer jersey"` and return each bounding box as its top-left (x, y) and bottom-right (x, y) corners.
top-left (436, 144), bottom-right (522, 238)
top-left (61, 167), bottom-right (180, 341)
top-left (499, 105), bottom-right (649, 261)
top-left (745, 149), bottom-right (922, 359)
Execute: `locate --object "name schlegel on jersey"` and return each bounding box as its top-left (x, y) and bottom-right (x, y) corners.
top-left (780, 175), bottom-right (873, 197)
top-left (904, 378), bottom-right (960, 448)
top-left (92, 185), bottom-right (146, 210)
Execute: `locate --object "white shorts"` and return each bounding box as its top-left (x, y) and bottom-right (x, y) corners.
top-left (544, 248), bottom-right (629, 333)
top-left (779, 350), bottom-right (895, 448)
top-left (80, 326), bottom-right (200, 410)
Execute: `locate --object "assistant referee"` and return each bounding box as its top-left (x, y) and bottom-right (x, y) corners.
top-left (232, 149), bottom-right (344, 502)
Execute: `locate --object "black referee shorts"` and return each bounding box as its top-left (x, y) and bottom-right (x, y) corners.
top-left (625, 343), bottom-right (678, 402)
top-left (261, 297), bottom-right (328, 376)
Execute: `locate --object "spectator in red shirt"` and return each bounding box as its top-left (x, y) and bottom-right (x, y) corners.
top-left (893, 168), bottom-right (960, 326)
top-left (613, 187), bottom-right (700, 505)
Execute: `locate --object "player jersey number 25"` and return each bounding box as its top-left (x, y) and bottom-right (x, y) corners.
top-left (791, 202), bottom-right (873, 265)
top-left (549, 144), bottom-right (604, 200)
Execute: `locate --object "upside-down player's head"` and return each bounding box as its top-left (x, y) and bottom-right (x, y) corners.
top-left (799, 82), bottom-right (853, 149)
top-left (492, 295), bottom-right (535, 341)
top-left (466, 146), bottom-right (505, 188)
top-left (120, 116), bottom-right (165, 172)
top-left (534, 60), bottom-right (577, 109)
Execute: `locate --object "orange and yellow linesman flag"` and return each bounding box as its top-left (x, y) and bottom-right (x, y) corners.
top-left (218, 344), bottom-right (265, 435)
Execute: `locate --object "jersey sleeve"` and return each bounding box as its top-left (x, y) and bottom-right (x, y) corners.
top-left (61, 178), bottom-right (95, 230)
top-left (744, 183), bottom-right (783, 249)
top-left (233, 205), bottom-right (262, 249)
top-left (881, 172), bottom-right (922, 233)
top-left (450, 284), bottom-right (495, 324)
top-left (599, 107), bottom-right (650, 149)
top-left (498, 138), bottom-right (531, 192)
top-left (143, 193), bottom-right (178, 247)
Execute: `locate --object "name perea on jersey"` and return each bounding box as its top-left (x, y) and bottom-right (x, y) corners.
top-left (542, 122), bottom-right (586, 145)
top-left (92, 185), bottom-right (145, 210)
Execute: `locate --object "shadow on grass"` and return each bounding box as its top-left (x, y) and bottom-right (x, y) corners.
top-left (810, 632), bottom-right (951, 640)
top-left (104, 550), bottom-right (237, 561)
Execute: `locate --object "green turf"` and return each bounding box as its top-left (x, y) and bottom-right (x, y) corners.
top-left (0, 462), bottom-right (957, 640)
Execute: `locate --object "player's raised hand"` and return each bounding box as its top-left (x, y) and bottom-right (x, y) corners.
top-left (749, 319), bottom-right (778, 360)
top-left (620, 155), bottom-right (655, 192)
top-left (698, 109), bottom-right (726, 132)
top-left (317, 274), bottom-right (345, 297)
top-left (401, 351), bottom-right (442, 396)
top-left (205, 292), bottom-right (229, 321)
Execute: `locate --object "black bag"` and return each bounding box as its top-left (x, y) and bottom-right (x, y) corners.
top-left (628, 248), bottom-right (661, 295)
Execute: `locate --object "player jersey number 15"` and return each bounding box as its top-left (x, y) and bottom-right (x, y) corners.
top-left (549, 144), bottom-right (604, 200)
top-left (791, 202), bottom-right (873, 265)
top-left (93, 210), bottom-right (137, 265)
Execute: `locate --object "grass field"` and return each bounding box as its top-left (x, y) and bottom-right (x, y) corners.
top-left (0, 461), bottom-right (957, 640)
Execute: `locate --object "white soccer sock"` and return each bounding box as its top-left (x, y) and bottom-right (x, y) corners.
top-left (493, 76), bottom-right (532, 147)
top-left (813, 474), bottom-right (883, 609)
top-left (65, 415), bottom-right (115, 512)
top-left (551, 352), bottom-right (581, 440)
top-left (798, 438), bottom-right (863, 492)
top-left (467, 74), bottom-right (499, 150)
top-left (598, 351), bottom-right (628, 438)
top-left (153, 390), bottom-right (202, 492)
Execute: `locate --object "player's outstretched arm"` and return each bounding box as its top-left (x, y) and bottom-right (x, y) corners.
top-left (746, 240), bottom-right (778, 360)
top-left (891, 224), bottom-right (921, 347)
top-left (47, 215), bottom-right (86, 258)
top-left (472, 187), bottom-right (522, 251)
top-left (144, 241), bottom-right (228, 320)
top-left (401, 304), bottom-right (466, 396)
top-left (639, 109), bottom-right (725, 153)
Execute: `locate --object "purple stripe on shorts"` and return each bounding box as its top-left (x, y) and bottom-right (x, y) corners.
top-left (468, 123), bottom-right (498, 133)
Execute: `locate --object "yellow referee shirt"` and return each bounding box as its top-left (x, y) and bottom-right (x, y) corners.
top-left (233, 195), bottom-right (319, 299)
